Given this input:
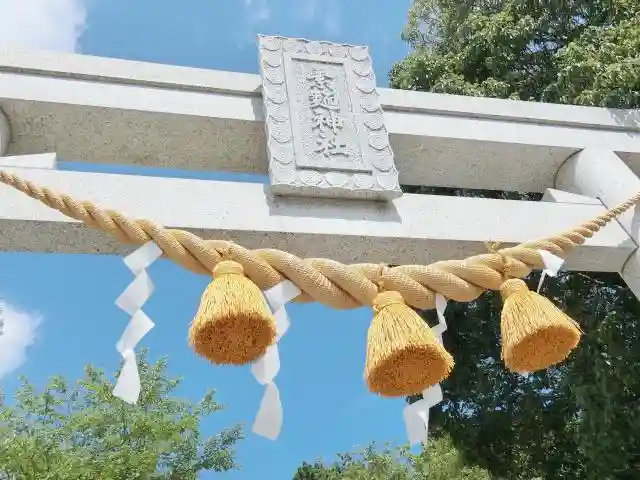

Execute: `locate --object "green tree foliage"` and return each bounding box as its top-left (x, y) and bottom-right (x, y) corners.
top-left (293, 435), bottom-right (491, 480)
top-left (390, 0), bottom-right (640, 108)
top-left (0, 351), bottom-right (243, 479)
top-left (389, 1), bottom-right (640, 478)
top-left (415, 272), bottom-right (640, 479)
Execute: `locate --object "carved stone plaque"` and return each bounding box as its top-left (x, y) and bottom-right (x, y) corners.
top-left (258, 35), bottom-right (402, 200)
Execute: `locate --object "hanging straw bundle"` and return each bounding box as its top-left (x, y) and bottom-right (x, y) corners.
top-left (365, 290), bottom-right (454, 397)
top-left (500, 278), bottom-right (582, 373)
top-left (188, 260), bottom-right (277, 365)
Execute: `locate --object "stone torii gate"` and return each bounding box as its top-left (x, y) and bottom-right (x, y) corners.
top-left (1, 35), bottom-right (640, 442)
top-left (0, 36), bottom-right (639, 293)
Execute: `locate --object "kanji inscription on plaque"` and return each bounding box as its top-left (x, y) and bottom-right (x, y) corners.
top-left (307, 68), bottom-right (348, 160)
top-left (258, 35), bottom-right (401, 200)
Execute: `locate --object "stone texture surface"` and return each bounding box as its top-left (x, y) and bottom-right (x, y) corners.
top-left (555, 149), bottom-right (640, 300)
top-left (0, 167), bottom-right (634, 272)
top-left (0, 152), bottom-right (57, 169)
top-left (541, 188), bottom-right (602, 205)
top-left (1, 48), bottom-right (640, 192)
top-left (0, 106), bottom-right (9, 156)
top-left (3, 99), bottom-right (266, 174)
top-left (258, 35), bottom-right (401, 200)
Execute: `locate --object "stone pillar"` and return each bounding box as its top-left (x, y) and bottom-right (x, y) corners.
top-left (0, 107), bottom-right (10, 156)
top-left (555, 148), bottom-right (640, 298)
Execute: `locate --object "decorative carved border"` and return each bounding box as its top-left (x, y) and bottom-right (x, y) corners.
top-left (258, 35), bottom-right (402, 200)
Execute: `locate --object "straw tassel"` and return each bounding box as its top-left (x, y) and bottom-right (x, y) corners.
top-left (188, 260), bottom-right (277, 365)
top-left (500, 278), bottom-right (582, 373)
top-left (365, 291), bottom-right (454, 397)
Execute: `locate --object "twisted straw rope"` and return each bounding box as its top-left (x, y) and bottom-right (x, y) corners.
top-left (2, 170), bottom-right (639, 310)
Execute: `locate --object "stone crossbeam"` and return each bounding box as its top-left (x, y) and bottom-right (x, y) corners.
top-left (1, 47), bottom-right (639, 193)
top-left (0, 162), bottom-right (634, 271)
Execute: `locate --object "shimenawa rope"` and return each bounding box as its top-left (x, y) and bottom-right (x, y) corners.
top-left (2, 170), bottom-right (639, 396)
top-left (2, 170), bottom-right (638, 311)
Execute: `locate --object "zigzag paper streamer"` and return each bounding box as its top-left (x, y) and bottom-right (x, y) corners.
top-left (251, 280), bottom-right (301, 440)
top-left (113, 241), bottom-right (163, 404)
top-left (403, 293), bottom-right (448, 446)
top-left (537, 250), bottom-right (565, 293)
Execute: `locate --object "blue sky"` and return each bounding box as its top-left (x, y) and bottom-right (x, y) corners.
top-left (83, 0), bottom-right (411, 84)
top-left (0, 0), bottom-right (415, 477)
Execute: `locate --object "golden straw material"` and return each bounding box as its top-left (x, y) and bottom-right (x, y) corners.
top-left (365, 291), bottom-right (454, 397)
top-left (1, 170), bottom-right (639, 311)
top-left (500, 278), bottom-right (582, 373)
top-left (188, 260), bottom-right (277, 365)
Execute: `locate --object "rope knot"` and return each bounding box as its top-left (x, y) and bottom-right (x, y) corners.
top-left (500, 278), bottom-right (528, 300)
top-left (372, 291), bottom-right (405, 313)
top-left (213, 260), bottom-right (244, 277)
top-left (375, 263), bottom-right (389, 293)
top-left (486, 240), bottom-right (516, 281)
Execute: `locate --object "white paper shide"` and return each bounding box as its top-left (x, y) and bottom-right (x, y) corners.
top-left (403, 293), bottom-right (448, 446)
top-left (537, 250), bottom-right (565, 292)
top-left (113, 241), bottom-right (163, 405)
top-left (251, 280), bottom-right (301, 440)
